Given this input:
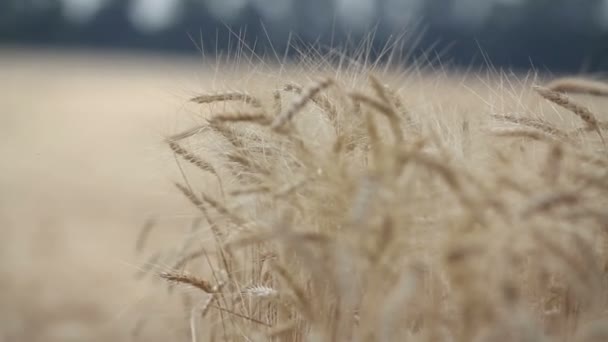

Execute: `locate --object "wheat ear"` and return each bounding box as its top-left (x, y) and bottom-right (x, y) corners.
top-left (167, 140), bottom-right (215, 173)
top-left (368, 74), bottom-right (408, 139)
top-left (547, 77), bottom-right (608, 97)
top-left (533, 86), bottom-right (605, 144)
top-left (283, 82), bottom-right (338, 123)
top-left (159, 271), bottom-right (217, 293)
top-left (349, 91), bottom-right (403, 143)
top-left (491, 114), bottom-right (571, 141)
top-left (209, 112), bottom-right (272, 125)
top-left (168, 140), bottom-right (225, 197)
top-left (190, 92), bottom-right (262, 108)
top-left (271, 78), bottom-right (334, 131)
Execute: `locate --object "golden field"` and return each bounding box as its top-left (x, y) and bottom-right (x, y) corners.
top-left (2, 47), bottom-right (608, 342)
top-left (0, 48), bottom-right (213, 341)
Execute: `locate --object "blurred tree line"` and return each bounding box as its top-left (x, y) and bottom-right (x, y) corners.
top-left (1, 0), bottom-right (607, 72)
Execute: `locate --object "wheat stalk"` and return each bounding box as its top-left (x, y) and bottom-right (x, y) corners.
top-left (135, 217), bottom-right (156, 254)
top-left (190, 295), bottom-right (214, 342)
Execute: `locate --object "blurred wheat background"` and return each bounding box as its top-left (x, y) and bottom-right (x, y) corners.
top-left (0, 49), bottom-right (213, 341)
top-left (2, 1), bottom-right (608, 342)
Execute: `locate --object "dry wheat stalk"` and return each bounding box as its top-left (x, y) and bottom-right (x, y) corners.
top-left (266, 320), bottom-right (297, 337)
top-left (199, 191), bottom-right (249, 228)
top-left (173, 249), bottom-right (206, 271)
top-left (169, 124), bottom-right (208, 141)
top-left (209, 304), bottom-right (272, 327)
top-left (174, 182), bottom-right (210, 218)
top-left (135, 217), bottom-right (156, 254)
top-left (271, 261), bottom-right (313, 321)
top-left (190, 295), bottom-right (214, 342)
top-left (134, 252), bottom-right (162, 280)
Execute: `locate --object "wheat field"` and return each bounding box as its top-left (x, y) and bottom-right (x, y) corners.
top-left (0, 48), bottom-right (217, 341)
top-left (2, 47), bottom-right (608, 342)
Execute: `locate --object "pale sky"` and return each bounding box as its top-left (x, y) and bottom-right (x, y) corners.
top-left (57, 0), bottom-right (608, 33)
top-left (59, 0), bottom-right (108, 23)
top-left (336, 0), bottom-right (376, 31)
top-left (383, 0), bottom-right (424, 29)
top-left (128, 0), bottom-right (183, 32)
top-left (250, 0), bottom-right (294, 22)
top-left (599, 0), bottom-right (608, 31)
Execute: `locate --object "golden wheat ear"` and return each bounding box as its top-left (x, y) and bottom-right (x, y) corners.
top-left (547, 77), bottom-right (608, 97)
top-left (208, 111), bottom-right (272, 125)
top-left (166, 140), bottom-right (216, 173)
top-left (271, 77), bottom-right (334, 131)
top-left (159, 271), bottom-right (218, 293)
top-left (491, 114), bottom-right (571, 141)
top-left (190, 92), bottom-right (263, 108)
top-left (167, 140), bottom-right (226, 197)
top-left (533, 86), bottom-right (605, 145)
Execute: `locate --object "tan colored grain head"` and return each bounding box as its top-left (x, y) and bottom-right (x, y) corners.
top-left (491, 114), bottom-right (571, 141)
top-left (271, 77), bottom-right (334, 131)
top-left (533, 85), bottom-right (605, 144)
top-left (547, 77), bottom-right (608, 97)
top-left (159, 271), bottom-right (217, 293)
top-left (209, 112), bottom-right (272, 125)
top-left (167, 140), bottom-right (216, 174)
top-left (190, 92), bottom-right (263, 108)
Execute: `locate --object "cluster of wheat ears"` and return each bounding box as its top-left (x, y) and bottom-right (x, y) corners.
top-left (136, 60), bottom-right (608, 341)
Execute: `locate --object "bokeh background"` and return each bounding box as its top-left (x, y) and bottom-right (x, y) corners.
top-left (1, 1), bottom-right (607, 341)
top-left (2, 0), bottom-right (608, 71)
